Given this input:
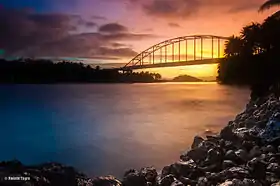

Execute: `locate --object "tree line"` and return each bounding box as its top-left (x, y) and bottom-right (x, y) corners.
top-left (0, 59), bottom-right (162, 83)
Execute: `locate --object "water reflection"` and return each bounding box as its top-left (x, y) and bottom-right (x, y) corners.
top-left (0, 83), bottom-right (250, 178)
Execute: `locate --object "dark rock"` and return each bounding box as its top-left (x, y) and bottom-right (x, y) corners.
top-left (197, 177), bottom-right (208, 186)
top-left (199, 164), bottom-right (221, 173)
top-left (271, 181), bottom-right (280, 186)
top-left (186, 147), bottom-right (207, 162)
top-left (192, 136), bottom-right (204, 149)
top-left (267, 163), bottom-right (280, 174)
top-left (161, 166), bottom-right (172, 178)
top-left (220, 126), bottom-right (236, 141)
top-left (206, 135), bottom-right (221, 144)
top-left (224, 141), bottom-right (236, 151)
top-left (266, 172), bottom-right (279, 185)
top-left (261, 145), bottom-right (276, 153)
top-left (241, 141), bottom-right (255, 152)
top-left (269, 157), bottom-right (278, 163)
top-left (140, 167), bottom-right (157, 183)
top-left (123, 169), bottom-right (146, 186)
top-left (173, 160), bottom-right (196, 177)
top-left (179, 154), bottom-right (190, 161)
top-left (242, 178), bottom-right (262, 185)
top-left (218, 178), bottom-right (262, 186)
top-left (123, 169), bottom-right (138, 178)
top-left (249, 146), bottom-right (262, 159)
top-left (178, 176), bottom-right (197, 186)
top-left (170, 180), bottom-right (184, 186)
top-left (218, 180), bottom-right (235, 186)
top-left (222, 160), bottom-right (237, 169)
top-left (256, 120), bottom-right (267, 128)
top-left (158, 175), bottom-right (176, 186)
top-left (224, 150), bottom-right (239, 162)
top-left (234, 149), bottom-right (248, 162)
top-left (216, 167), bottom-right (250, 181)
top-left (92, 176), bottom-right (122, 186)
top-left (269, 137), bottom-right (280, 147)
top-left (260, 118), bottom-right (280, 144)
top-left (205, 148), bottom-right (223, 164)
top-left (247, 158), bottom-right (266, 179)
top-left (146, 182), bottom-right (153, 186)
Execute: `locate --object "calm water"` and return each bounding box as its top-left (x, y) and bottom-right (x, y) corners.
top-left (0, 83), bottom-right (250, 178)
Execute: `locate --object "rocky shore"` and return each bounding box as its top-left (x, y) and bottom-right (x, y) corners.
top-left (2, 93), bottom-right (280, 186)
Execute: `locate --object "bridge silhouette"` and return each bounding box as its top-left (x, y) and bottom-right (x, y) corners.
top-left (120, 35), bottom-right (229, 71)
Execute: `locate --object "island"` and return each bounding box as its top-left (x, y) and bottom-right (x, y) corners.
top-left (172, 75), bottom-right (203, 82)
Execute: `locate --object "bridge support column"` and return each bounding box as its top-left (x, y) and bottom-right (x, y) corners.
top-left (218, 38), bottom-right (220, 58)
top-left (201, 37), bottom-right (203, 60)
top-left (186, 39), bottom-right (188, 61)
top-left (212, 37), bottom-right (214, 58)
top-left (194, 37), bottom-right (196, 60)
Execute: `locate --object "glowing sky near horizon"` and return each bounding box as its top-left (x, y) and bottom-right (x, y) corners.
top-left (1, 0), bottom-right (278, 78)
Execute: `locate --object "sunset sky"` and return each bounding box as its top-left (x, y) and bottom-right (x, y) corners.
top-left (0, 0), bottom-right (278, 79)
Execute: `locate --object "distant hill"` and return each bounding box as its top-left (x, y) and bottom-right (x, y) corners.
top-left (172, 75), bottom-right (203, 82)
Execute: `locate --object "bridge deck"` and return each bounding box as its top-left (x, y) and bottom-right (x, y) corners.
top-left (122, 58), bottom-right (221, 70)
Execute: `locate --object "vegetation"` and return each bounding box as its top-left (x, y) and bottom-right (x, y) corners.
top-left (217, 13), bottom-right (280, 98)
top-left (0, 58), bottom-right (162, 83)
top-left (259, 0), bottom-right (280, 13)
top-left (172, 75), bottom-right (203, 82)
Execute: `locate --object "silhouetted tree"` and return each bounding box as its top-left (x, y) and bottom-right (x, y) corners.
top-left (0, 59), bottom-right (162, 83)
top-left (218, 15), bottom-right (280, 98)
top-left (224, 36), bottom-right (243, 57)
top-left (259, 0), bottom-right (280, 13)
top-left (240, 23), bottom-right (262, 55)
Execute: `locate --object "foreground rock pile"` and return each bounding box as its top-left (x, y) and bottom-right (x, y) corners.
top-left (2, 93), bottom-right (280, 186)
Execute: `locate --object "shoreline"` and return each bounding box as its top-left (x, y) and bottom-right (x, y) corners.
top-left (0, 80), bottom-right (215, 85)
top-left (1, 92), bottom-right (280, 185)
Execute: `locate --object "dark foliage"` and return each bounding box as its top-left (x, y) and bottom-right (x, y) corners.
top-left (217, 15), bottom-right (280, 98)
top-left (0, 58), bottom-right (162, 83)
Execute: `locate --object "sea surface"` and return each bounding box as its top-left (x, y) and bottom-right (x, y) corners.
top-left (0, 83), bottom-right (250, 178)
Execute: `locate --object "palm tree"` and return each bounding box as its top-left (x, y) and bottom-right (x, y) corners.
top-left (240, 23), bottom-right (262, 54)
top-left (224, 36), bottom-right (243, 57)
top-left (259, 0), bottom-right (280, 12)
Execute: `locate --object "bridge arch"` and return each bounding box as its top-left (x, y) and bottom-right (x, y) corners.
top-left (122, 35), bottom-right (229, 70)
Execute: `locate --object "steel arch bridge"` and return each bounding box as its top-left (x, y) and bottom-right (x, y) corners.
top-left (121, 35), bottom-right (229, 70)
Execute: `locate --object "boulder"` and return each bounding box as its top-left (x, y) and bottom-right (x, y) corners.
top-left (267, 163), bottom-right (280, 175)
top-left (186, 147), bottom-right (208, 162)
top-left (234, 149), bottom-right (248, 162)
top-left (261, 145), bottom-right (276, 153)
top-left (158, 174), bottom-right (176, 186)
top-left (246, 158), bottom-right (266, 179)
top-left (161, 166), bottom-right (172, 178)
top-left (220, 126), bottom-right (236, 141)
top-left (92, 176), bottom-right (122, 186)
top-left (172, 160), bottom-right (196, 177)
top-left (224, 150), bottom-right (239, 162)
top-left (205, 148), bottom-right (223, 165)
top-left (191, 136), bottom-right (204, 149)
top-left (222, 160), bottom-right (237, 169)
top-left (178, 176), bottom-right (197, 186)
top-left (170, 180), bottom-right (184, 186)
top-left (197, 177), bottom-right (208, 186)
top-left (123, 169), bottom-right (146, 186)
top-left (140, 167), bottom-right (157, 183)
top-left (249, 146), bottom-right (262, 158)
top-left (272, 181), bottom-right (280, 186)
